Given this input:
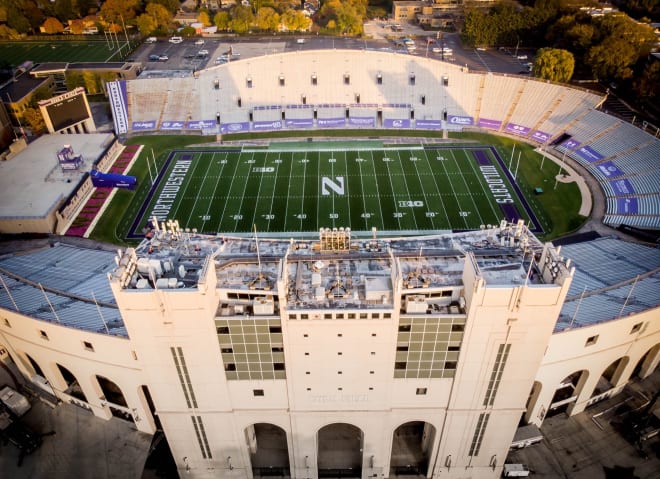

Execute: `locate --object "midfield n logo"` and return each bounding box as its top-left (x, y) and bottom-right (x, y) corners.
top-left (321, 177), bottom-right (345, 196)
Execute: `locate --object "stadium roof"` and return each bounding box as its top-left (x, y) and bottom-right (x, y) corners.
top-left (555, 237), bottom-right (660, 332)
top-left (0, 133), bottom-right (114, 221)
top-left (0, 243), bottom-right (126, 337)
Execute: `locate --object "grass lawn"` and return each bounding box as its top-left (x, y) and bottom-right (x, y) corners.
top-left (0, 39), bottom-right (135, 67)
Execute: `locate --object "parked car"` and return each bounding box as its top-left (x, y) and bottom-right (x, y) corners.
top-left (195, 39), bottom-right (205, 45)
top-left (148, 54), bottom-right (160, 61)
top-left (145, 37), bottom-right (157, 44)
top-left (169, 36), bottom-right (183, 44)
top-left (158, 55), bottom-right (169, 61)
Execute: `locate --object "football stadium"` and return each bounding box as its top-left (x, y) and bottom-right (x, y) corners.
top-left (0, 49), bottom-right (658, 479)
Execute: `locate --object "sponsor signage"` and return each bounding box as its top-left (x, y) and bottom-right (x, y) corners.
top-left (505, 123), bottom-right (531, 136)
top-left (530, 130), bottom-right (551, 142)
top-left (596, 161), bottom-right (625, 178)
top-left (448, 115), bottom-right (474, 126)
top-left (252, 120), bottom-right (283, 131)
top-left (562, 138), bottom-right (580, 149)
top-left (610, 178), bottom-right (635, 195)
top-left (186, 120), bottom-right (216, 130)
top-left (384, 118), bottom-right (411, 128)
top-left (132, 121), bottom-right (156, 131)
top-left (348, 116), bottom-right (375, 127)
top-left (107, 81), bottom-right (128, 134)
top-left (415, 119), bottom-right (443, 130)
top-left (318, 117), bottom-right (346, 128)
top-left (285, 118), bottom-right (314, 128)
top-left (478, 118), bottom-right (501, 129)
top-left (220, 122), bottom-right (250, 134)
top-left (161, 121), bottom-right (185, 130)
top-left (616, 197), bottom-right (638, 214)
top-left (576, 145), bottom-right (604, 163)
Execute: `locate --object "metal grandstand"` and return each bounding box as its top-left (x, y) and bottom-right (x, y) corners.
top-left (555, 237), bottom-right (660, 332)
top-left (0, 243), bottom-right (126, 337)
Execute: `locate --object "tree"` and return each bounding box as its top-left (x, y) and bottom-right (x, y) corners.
top-left (69, 19), bottom-right (85, 35)
top-left (214, 11), bottom-right (231, 31)
top-left (41, 17), bottom-right (64, 34)
top-left (198, 10), bottom-right (211, 27)
top-left (229, 5), bottom-right (254, 34)
top-left (136, 13), bottom-right (158, 35)
top-left (150, 0), bottom-right (181, 14)
top-left (281, 8), bottom-right (311, 32)
top-left (533, 48), bottom-right (574, 83)
top-left (0, 24), bottom-right (21, 39)
top-left (634, 61), bottom-right (660, 99)
top-left (146, 2), bottom-right (172, 28)
top-left (255, 7), bottom-right (280, 31)
top-left (100, 0), bottom-right (140, 24)
top-left (23, 108), bottom-right (46, 135)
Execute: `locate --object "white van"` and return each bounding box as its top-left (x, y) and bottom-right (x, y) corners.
top-left (145, 37), bottom-right (157, 44)
top-left (169, 36), bottom-right (183, 44)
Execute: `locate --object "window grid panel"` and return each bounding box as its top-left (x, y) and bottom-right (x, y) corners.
top-left (176, 347), bottom-right (198, 408)
top-left (191, 416), bottom-right (207, 459)
top-left (171, 347), bottom-right (192, 408)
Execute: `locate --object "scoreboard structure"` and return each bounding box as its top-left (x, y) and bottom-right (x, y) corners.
top-left (38, 87), bottom-right (96, 134)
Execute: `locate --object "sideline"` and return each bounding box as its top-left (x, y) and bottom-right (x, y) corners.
top-left (535, 148), bottom-right (592, 217)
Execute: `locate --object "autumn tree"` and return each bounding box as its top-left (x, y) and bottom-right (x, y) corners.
top-left (100, 0), bottom-right (140, 24)
top-left (214, 11), bottom-right (231, 31)
top-left (229, 5), bottom-right (254, 34)
top-left (136, 13), bottom-right (157, 35)
top-left (198, 10), bottom-right (211, 27)
top-left (533, 48), bottom-right (575, 83)
top-left (255, 7), bottom-right (280, 31)
top-left (41, 17), bottom-right (65, 34)
top-left (281, 8), bottom-right (312, 32)
top-left (634, 61), bottom-right (660, 99)
top-left (0, 24), bottom-right (21, 39)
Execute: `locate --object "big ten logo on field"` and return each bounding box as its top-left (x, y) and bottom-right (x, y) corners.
top-left (252, 167), bottom-right (275, 173)
top-left (321, 177), bottom-right (345, 196)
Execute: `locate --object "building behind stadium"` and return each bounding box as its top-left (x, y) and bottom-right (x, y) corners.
top-left (0, 221), bottom-right (658, 478)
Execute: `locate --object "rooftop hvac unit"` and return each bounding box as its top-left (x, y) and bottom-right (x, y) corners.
top-left (406, 295), bottom-right (427, 313)
top-left (253, 297), bottom-right (274, 315)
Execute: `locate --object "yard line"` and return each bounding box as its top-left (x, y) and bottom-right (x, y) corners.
top-left (384, 151), bottom-right (403, 230)
top-left (214, 151), bottom-right (246, 233)
top-left (231, 151), bottom-right (255, 232)
top-left (411, 152), bottom-right (436, 230)
top-left (264, 153), bottom-right (280, 230)
top-left (300, 153), bottom-right (308, 231)
top-left (200, 152), bottom-right (228, 232)
top-left (449, 149), bottom-right (486, 227)
top-left (420, 150), bottom-right (452, 228)
top-left (342, 150), bottom-right (352, 230)
top-left (170, 151), bottom-right (202, 223)
top-left (188, 152), bottom-right (218, 231)
top-left (436, 151), bottom-right (470, 229)
top-left (248, 152), bottom-right (268, 229)
top-left (393, 150), bottom-right (419, 230)
top-left (282, 152), bottom-right (295, 231)
top-left (368, 150), bottom-right (386, 230)
top-left (356, 153), bottom-right (371, 230)
top-left (463, 149), bottom-right (501, 221)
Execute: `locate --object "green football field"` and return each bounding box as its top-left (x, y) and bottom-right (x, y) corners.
top-left (128, 145), bottom-right (538, 237)
top-left (0, 40), bottom-right (132, 67)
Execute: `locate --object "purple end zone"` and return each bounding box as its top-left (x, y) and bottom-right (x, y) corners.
top-left (499, 203), bottom-right (521, 222)
top-left (472, 150), bottom-right (491, 166)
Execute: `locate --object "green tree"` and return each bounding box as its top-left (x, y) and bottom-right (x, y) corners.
top-left (146, 2), bottom-right (172, 28)
top-left (634, 61), bottom-right (659, 99)
top-left (150, 0), bottom-right (180, 14)
top-left (229, 5), bottom-right (254, 34)
top-left (136, 13), bottom-right (158, 35)
top-left (23, 108), bottom-right (46, 135)
top-left (100, 0), bottom-right (140, 24)
top-left (586, 41), bottom-right (638, 80)
top-left (41, 16), bottom-right (64, 34)
top-left (214, 11), bottom-right (231, 31)
top-left (281, 8), bottom-right (311, 32)
top-left (533, 47), bottom-right (574, 82)
top-left (54, 0), bottom-right (74, 22)
top-left (255, 7), bottom-right (280, 31)
top-left (198, 10), bottom-right (211, 27)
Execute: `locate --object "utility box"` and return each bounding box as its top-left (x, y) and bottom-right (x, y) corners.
top-left (503, 464), bottom-right (530, 477)
top-left (0, 386), bottom-right (31, 417)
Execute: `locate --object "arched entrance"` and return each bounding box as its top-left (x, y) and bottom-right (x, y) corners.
top-left (390, 421), bottom-right (436, 477)
top-left (632, 344), bottom-right (660, 379)
top-left (56, 363), bottom-right (87, 402)
top-left (245, 423), bottom-right (290, 477)
top-left (590, 357), bottom-right (629, 400)
top-left (548, 370), bottom-right (588, 417)
top-left (317, 423), bottom-right (363, 478)
top-left (96, 375), bottom-right (132, 422)
top-left (524, 381), bottom-right (542, 424)
top-left (25, 353), bottom-right (45, 377)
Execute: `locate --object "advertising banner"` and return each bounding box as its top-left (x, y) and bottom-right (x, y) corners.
top-left (132, 120), bottom-right (156, 131)
top-left (415, 119), bottom-right (443, 130)
top-left (610, 178), bottom-right (635, 195)
top-left (530, 130), bottom-right (551, 142)
top-left (220, 122), bottom-right (250, 134)
top-left (576, 145), bottom-right (605, 163)
top-left (561, 138), bottom-right (580, 149)
top-left (505, 123), bottom-right (531, 136)
top-left (252, 120), bottom-right (283, 131)
top-left (318, 117), bottom-right (346, 128)
top-left (348, 117), bottom-right (375, 127)
top-left (186, 120), bottom-right (216, 130)
top-left (383, 118), bottom-right (411, 128)
top-left (285, 118), bottom-right (314, 128)
top-left (160, 121), bottom-right (185, 130)
top-left (616, 197), bottom-right (638, 214)
top-left (107, 81), bottom-right (128, 134)
top-left (478, 118), bottom-right (501, 129)
top-left (447, 115), bottom-right (474, 126)
top-left (597, 161), bottom-right (625, 178)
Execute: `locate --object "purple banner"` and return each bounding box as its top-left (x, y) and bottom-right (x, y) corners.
top-left (478, 118), bottom-right (502, 130)
top-left (108, 80), bottom-right (128, 135)
top-left (348, 116), bottom-right (375, 127)
top-left (562, 138), bottom-right (580, 150)
top-left (285, 118), bottom-right (314, 128)
top-left (132, 120), bottom-right (156, 131)
top-left (447, 115), bottom-right (474, 126)
top-left (220, 122), bottom-right (250, 134)
top-left (616, 198), bottom-right (638, 214)
top-left (610, 178), bottom-right (635, 196)
top-left (505, 123), bottom-right (531, 136)
top-left (415, 119), bottom-right (443, 130)
top-left (576, 145), bottom-right (604, 163)
top-left (252, 120), bottom-right (283, 131)
top-left (596, 161), bottom-right (625, 178)
top-left (530, 130), bottom-right (551, 142)
top-left (384, 118), bottom-right (411, 128)
top-left (160, 120), bottom-right (185, 130)
top-left (318, 117), bottom-right (346, 128)
top-left (186, 120), bottom-right (216, 130)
